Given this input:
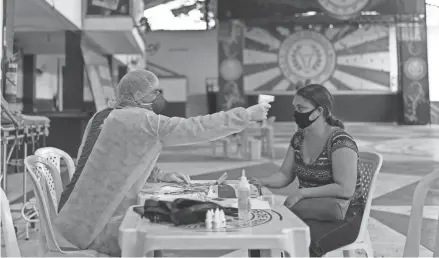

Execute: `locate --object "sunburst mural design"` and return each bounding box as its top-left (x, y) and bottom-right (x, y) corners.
top-left (243, 24), bottom-right (395, 93)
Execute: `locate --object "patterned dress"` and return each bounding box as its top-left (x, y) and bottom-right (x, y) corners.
top-left (290, 127), bottom-right (364, 256)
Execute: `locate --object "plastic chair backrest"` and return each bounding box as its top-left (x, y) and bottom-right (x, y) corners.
top-left (35, 147), bottom-right (75, 180)
top-left (403, 168), bottom-right (439, 257)
top-left (24, 155), bottom-right (65, 253)
top-left (355, 151), bottom-right (383, 241)
top-left (1, 188), bottom-right (22, 257)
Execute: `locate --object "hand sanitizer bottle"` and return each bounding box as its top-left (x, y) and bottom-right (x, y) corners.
top-left (205, 210), bottom-right (213, 229)
top-left (237, 169), bottom-right (251, 224)
top-left (214, 208), bottom-right (221, 229)
top-left (220, 210), bottom-right (226, 228)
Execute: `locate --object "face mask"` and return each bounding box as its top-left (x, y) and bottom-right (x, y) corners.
top-left (139, 93), bottom-right (168, 114)
top-left (294, 108), bottom-right (319, 129)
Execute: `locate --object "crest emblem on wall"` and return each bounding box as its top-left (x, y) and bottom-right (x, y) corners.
top-left (317, 0), bottom-right (370, 20)
top-left (278, 30), bottom-right (336, 84)
top-left (403, 57), bottom-right (427, 81)
top-left (243, 24), bottom-right (392, 93)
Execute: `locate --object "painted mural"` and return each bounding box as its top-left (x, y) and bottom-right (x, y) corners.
top-left (242, 23), bottom-right (395, 93)
top-left (317, 0), bottom-right (371, 20)
top-left (397, 22), bottom-right (430, 125)
top-left (218, 0), bottom-right (425, 21)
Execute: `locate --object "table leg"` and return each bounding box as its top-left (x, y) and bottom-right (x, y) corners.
top-left (248, 249), bottom-right (275, 257)
top-left (266, 128), bottom-right (274, 159)
top-left (241, 131), bottom-right (249, 160)
top-left (212, 142), bottom-right (217, 156)
top-left (145, 250), bottom-right (164, 257)
top-left (223, 141), bottom-right (228, 157)
top-left (249, 249), bottom-right (260, 257)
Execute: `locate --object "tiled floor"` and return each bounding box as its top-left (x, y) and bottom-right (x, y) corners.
top-left (2, 122), bottom-right (439, 257)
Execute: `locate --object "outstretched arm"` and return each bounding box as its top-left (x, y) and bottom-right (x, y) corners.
top-left (152, 107), bottom-right (251, 147)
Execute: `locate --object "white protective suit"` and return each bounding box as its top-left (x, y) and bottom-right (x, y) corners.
top-left (53, 106), bottom-right (250, 256)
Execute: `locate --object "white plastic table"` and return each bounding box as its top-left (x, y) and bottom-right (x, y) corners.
top-left (119, 181), bottom-right (310, 257)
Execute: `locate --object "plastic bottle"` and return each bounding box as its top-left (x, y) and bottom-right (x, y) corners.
top-left (237, 169), bottom-right (251, 224)
top-left (214, 208), bottom-right (221, 229)
top-left (205, 210), bottom-right (213, 229)
top-left (219, 210), bottom-right (226, 228)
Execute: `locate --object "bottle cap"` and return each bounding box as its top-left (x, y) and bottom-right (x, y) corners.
top-left (239, 169), bottom-right (250, 188)
top-left (206, 210), bottom-right (213, 220)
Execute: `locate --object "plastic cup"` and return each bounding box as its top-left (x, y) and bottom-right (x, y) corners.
top-left (258, 94), bottom-right (275, 104)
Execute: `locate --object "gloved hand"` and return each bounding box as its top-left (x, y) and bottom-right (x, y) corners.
top-left (160, 172), bottom-right (191, 184)
top-left (246, 103), bottom-right (271, 121)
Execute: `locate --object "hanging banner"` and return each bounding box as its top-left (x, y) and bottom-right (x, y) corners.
top-left (398, 22), bottom-right (430, 125)
top-left (218, 19), bottom-right (246, 111)
top-left (91, 0), bottom-right (120, 10)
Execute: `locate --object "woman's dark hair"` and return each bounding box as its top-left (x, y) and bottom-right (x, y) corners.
top-left (296, 84), bottom-right (345, 129)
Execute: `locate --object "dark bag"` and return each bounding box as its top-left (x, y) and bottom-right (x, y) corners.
top-left (133, 198), bottom-right (238, 226)
top-left (290, 197), bottom-right (350, 221)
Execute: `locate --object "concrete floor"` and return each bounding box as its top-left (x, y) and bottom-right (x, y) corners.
top-left (2, 122), bottom-right (439, 257)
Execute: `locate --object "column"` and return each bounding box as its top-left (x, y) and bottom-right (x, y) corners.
top-left (4, 0), bottom-right (13, 58)
top-left (397, 21), bottom-right (430, 125)
top-left (22, 55), bottom-right (35, 113)
top-left (2, 0), bottom-right (16, 103)
top-left (45, 30), bottom-right (86, 157)
top-left (218, 20), bottom-right (246, 111)
top-left (395, 0), bottom-right (430, 125)
top-left (63, 31), bottom-right (84, 111)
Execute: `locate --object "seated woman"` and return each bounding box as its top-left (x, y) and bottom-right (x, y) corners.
top-left (250, 84), bottom-right (363, 257)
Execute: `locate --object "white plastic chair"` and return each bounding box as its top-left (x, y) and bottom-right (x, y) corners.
top-left (403, 169), bottom-right (439, 257)
top-left (21, 147), bottom-right (75, 240)
top-left (35, 147), bottom-right (76, 179)
top-left (24, 155), bottom-right (107, 257)
top-left (1, 187), bottom-right (22, 257)
top-left (325, 151), bottom-right (383, 257)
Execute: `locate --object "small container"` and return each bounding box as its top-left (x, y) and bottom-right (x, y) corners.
top-left (219, 210), bottom-right (226, 228)
top-left (214, 208), bottom-right (221, 229)
top-left (205, 210), bottom-right (213, 229)
top-left (237, 169), bottom-right (251, 224)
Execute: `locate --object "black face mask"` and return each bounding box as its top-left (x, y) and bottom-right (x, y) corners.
top-left (151, 93), bottom-right (167, 114)
top-left (139, 93), bottom-right (168, 114)
top-left (294, 108), bottom-right (319, 129)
